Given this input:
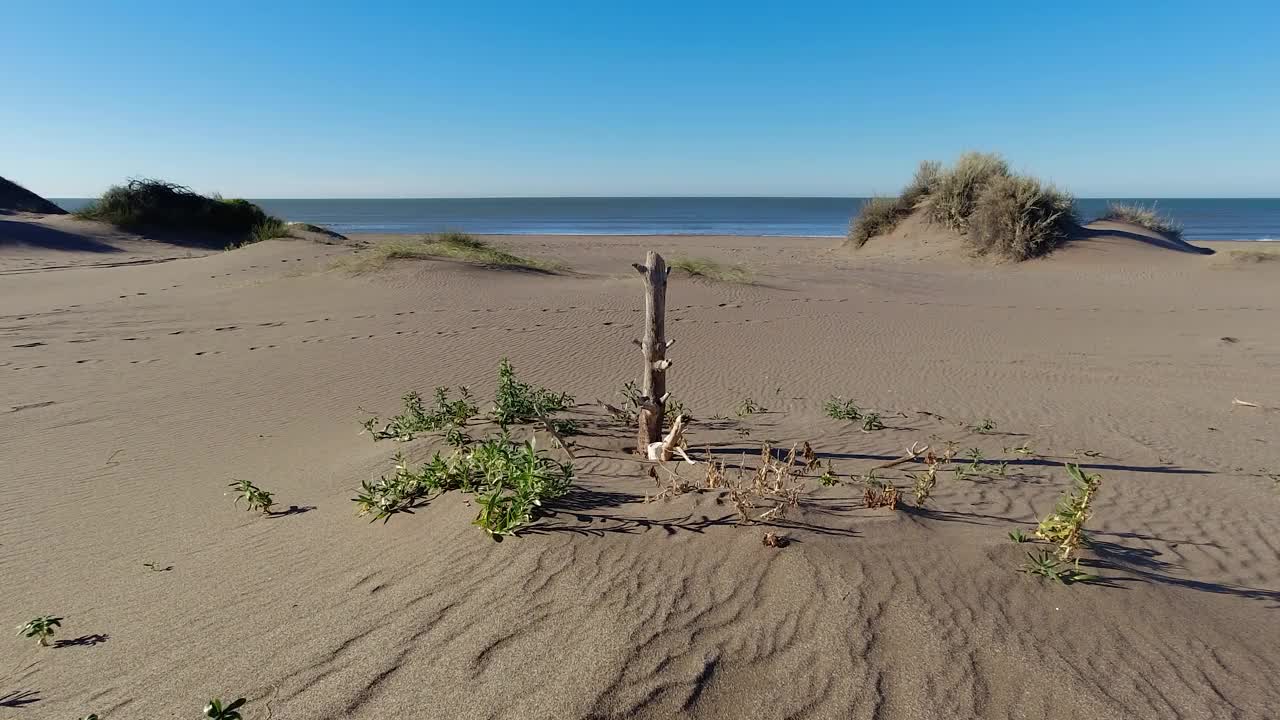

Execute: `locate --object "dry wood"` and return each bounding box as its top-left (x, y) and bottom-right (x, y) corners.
top-left (633, 251), bottom-right (671, 453)
top-left (869, 442), bottom-right (930, 471)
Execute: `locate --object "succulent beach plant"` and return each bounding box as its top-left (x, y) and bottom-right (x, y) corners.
top-left (16, 615), bottom-right (62, 647)
top-left (228, 479), bottom-right (275, 514)
top-left (823, 396), bottom-right (862, 421)
top-left (204, 697), bottom-right (247, 720)
top-left (1035, 463), bottom-right (1102, 561)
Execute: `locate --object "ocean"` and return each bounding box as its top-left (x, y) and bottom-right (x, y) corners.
top-left (52, 197), bottom-right (1280, 241)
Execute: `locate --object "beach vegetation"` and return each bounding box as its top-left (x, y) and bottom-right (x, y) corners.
top-left (16, 615), bottom-right (62, 647)
top-left (860, 412), bottom-right (885, 432)
top-left (492, 358), bottom-right (574, 426)
top-left (362, 387), bottom-right (477, 441)
top-left (668, 256), bottom-right (752, 283)
top-left (968, 417), bottom-right (997, 434)
top-left (75, 179), bottom-right (286, 245)
top-left (908, 466), bottom-right (938, 505)
top-left (332, 232), bottom-right (556, 274)
top-left (353, 437), bottom-right (573, 538)
top-left (1225, 249), bottom-right (1280, 264)
top-left (846, 161), bottom-right (941, 246)
top-left (822, 396), bottom-right (862, 420)
top-left (735, 397), bottom-right (764, 417)
top-left (968, 173), bottom-right (1076, 260)
top-left (848, 153), bottom-right (1079, 260)
top-left (1035, 463), bottom-right (1102, 561)
top-left (1008, 528), bottom-right (1029, 543)
top-left (862, 472), bottom-right (899, 509)
top-left (227, 479), bottom-right (275, 515)
top-left (1020, 548), bottom-right (1095, 584)
top-left (609, 380), bottom-right (686, 425)
top-left (204, 697), bottom-right (247, 720)
top-left (1096, 202), bottom-right (1184, 241)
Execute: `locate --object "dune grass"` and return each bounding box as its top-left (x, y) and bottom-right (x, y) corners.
top-left (1224, 249), bottom-right (1280, 264)
top-left (333, 232), bottom-right (556, 274)
top-left (668, 256), bottom-right (752, 283)
top-left (1096, 202), bottom-right (1184, 241)
top-left (847, 152), bottom-right (1078, 260)
top-left (968, 174), bottom-right (1076, 260)
top-left (76, 178), bottom-right (288, 246)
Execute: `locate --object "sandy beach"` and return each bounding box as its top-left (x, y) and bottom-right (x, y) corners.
top-left (2, 217), bottom-right (1279, 719)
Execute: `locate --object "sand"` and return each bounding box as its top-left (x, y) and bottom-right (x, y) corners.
top-left (2, 217), bottom-right (1278, 719)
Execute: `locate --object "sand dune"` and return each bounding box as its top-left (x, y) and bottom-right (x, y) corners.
top-left (2, 225), bottom-right (1278, 719)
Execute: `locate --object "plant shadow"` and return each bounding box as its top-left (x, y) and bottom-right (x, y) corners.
top-left (268, 505), bottom-right (317, 518)
top-left (54, 633), bottom-right (109, 649)
top-left (0, 689), bottom-right (40, 708)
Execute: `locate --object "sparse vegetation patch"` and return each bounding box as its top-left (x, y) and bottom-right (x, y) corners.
top-left (1096, 202), bottom-right (1184, 241)
top-left (333, 232), bottom-right (557, 274)
top-left (669, 256), bottom-right (752, 283)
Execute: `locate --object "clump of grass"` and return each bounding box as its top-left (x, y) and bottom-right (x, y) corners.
top-left (920, 152), bottom-right (1011, 232)
top-left (669, 256), bottom-right (752, 283)
top-left (1008, 528), bottom-right (1029, 543)
top-left (851, 152), bottom-right (1078, 260)
top-left (362, 387), bottom-right (478, 441)
top-left (1035, 463), bottom-right (1102, 561)
top-left (860, 412), bottom-right (885, 432)
top-left (908, 466), bottom-right (939, 505)
top-left (1096, 202), bottom-right (1184, 241)
top-left (16, 615), bottom-right (62, 647)
top-left (76, 179), bottom-right (284, 244)
top-left (492, 358), bottom-right (573, 426)
top-left (968, 174), bottom-right (1077, 260)
top-left (227, 479), bottom-right (275, 514)
top-left (353, 436), bottom-right (572, 538)
top-left (823, 396), bottom-right (863, 420)
top-left (334, 232), bottom-right (556, 274)
top-left (846, 161), bottom-right (941, 247)
top-left (1225, 249), bottom-right (1280, 264)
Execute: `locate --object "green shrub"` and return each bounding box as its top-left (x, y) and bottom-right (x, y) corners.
top-left (1096, 202), bottom-right (1184, 241)
top-left (969, 174), bottom-right (1077, 260)
top-left (353, 436), bottom-right (573, 537)
top-left (492, 358), bottom-right (573, 426)
top-left (362, 387), bottom-right (478, 441)
top-left (76, 179), bottom-right (284, 243)
top-left (823, 396), bottom-right (863, 420)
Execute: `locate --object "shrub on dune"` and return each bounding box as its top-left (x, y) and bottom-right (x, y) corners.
top-left (846, 161), bottom-right (941, 247)
top-left (1096, 202), bottom-right (1184, 242)
top-left (848, 152), bottom-right (1082, 260)
top-left (333, 232), bottom-right (556, 274)
top-left (76, 178), bottom-right (288, 245)
top-left (969, 174), bottom-right (1077, 260)
top-left (919, 151), bottom-right (1011, 232)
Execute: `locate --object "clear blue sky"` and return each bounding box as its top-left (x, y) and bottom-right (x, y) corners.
top-left (3, 1), bottom-right (1278, 198)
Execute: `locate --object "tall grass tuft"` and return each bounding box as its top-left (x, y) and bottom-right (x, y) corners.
top-left (968, 174), bottom-right (1077, 260)
top-left (919, 152), bottom-right (1011, 232)
top-left (1096, 202), bottom-right (1184, 241)
top-left (668, 256), bottom-right (752, 283)
top-left (845, 161), bottom-right (942, 247)
top-left (76, 179), bottom-right (286, 245)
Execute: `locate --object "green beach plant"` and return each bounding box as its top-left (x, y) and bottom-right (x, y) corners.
top-left (16, 615), bottom-right (62, 647)
top-left (227, 479), bottom-right (275, 515)
top-left (204, 697), bottom-right (247, 720)
top-left (860, 412), bottom-right (885, 432)
top-left (822, 396), bottom-right (862, 421)
top-left (1035, 463), bottom-right (1102, 560)
top-left (1008, 528), bottom-right (1029, 543)
top-left (735, 397), bottom-right (764, 417)
top-left (492, 358), bottom-right (573, 426)
top-left (362, 386), bottom-right (478, 441)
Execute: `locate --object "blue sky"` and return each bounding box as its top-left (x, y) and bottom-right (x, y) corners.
top-left (3, 1), bottom-right (1278, 198)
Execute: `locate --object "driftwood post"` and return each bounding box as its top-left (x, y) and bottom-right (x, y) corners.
top-left (632, 251), bottom-right (672, 454)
